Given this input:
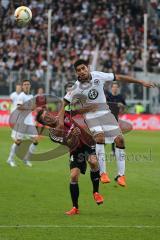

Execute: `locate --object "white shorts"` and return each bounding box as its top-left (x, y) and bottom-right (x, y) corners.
top-left (85, 110), bottom-right (122, 143)
top-left (11, 128), bottom-right (38, 140)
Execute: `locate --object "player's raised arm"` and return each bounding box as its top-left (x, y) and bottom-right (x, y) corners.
top-left (115, 74), bottom-right (155, 88)
top-left (57, 99), bottom-right (69, 127)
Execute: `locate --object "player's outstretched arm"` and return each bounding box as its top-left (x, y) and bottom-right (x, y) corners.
top-left (115, 74), bottom-right (155, 88)
top-left (57, 99), bottom-right (69, 127)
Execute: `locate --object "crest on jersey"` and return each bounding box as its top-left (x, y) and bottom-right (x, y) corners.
top-left (88, 89), bottom-right (98, 100)
top-left (94, 79), bottom-right (100, 85)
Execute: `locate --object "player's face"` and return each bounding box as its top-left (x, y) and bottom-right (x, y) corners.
top-left (41, 111), bottom-right (58, 128)
top-left (75, 64), bottom-right (90, 82)
top-left (16, 85), bottom-right (22, 93)
top-left (22, 81), bottom-right (31, 94)
top-left (37, 88), bottom-right (44, 95)
top-left (112, 84), bottom-right (119, 95)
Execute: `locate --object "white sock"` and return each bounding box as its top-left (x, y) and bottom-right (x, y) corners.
top-left (115, 147), bottom-right (125, 176)
top-left (7, 143), bottom-right (17, 162)
top-left (96, 144), bottom-right (106, 174)
top-left (24, 143), bottom-right (36, 161)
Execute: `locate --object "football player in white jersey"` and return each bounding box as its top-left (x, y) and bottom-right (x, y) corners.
top-left (7, 80), bottom-right (38, 167)
top-left (58, 59), bottom-right (154, 186)
top-left (10, 83), bottom-right (22, 112)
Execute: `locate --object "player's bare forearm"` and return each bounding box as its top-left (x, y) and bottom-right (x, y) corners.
top-left (115, 74), bottom-right (155, 88)
top-left (57, 99), bottom-right (68, 126)
top-left (71, 103), bottom-right (98, 116)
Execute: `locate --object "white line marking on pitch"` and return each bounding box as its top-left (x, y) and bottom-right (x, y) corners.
top-left (0, 225), bottom-right (160, 228)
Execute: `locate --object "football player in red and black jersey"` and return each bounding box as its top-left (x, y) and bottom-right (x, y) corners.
top-left (36, 107), bottom-right (104, 215)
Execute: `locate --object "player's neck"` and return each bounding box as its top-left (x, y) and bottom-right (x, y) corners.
top-left (23, 91), bottom-right (30, 95)
top-left (78, 74), bottom-right (92, 83)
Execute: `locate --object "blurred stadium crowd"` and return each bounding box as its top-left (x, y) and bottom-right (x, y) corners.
top-left (0, 0), bottom-right (160, 95)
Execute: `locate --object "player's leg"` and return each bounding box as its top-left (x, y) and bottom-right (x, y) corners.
top-left (88, 154), bottom-right (104, 205)
top-left (7, 139), bottom-right (22, 167)
top-left (95, 132), bottom-right (111, 184)
top-left (23, 136), bottom-right (39, 167)
top-left (114, 135), bottom-right (126, 187)
top-left (85, 116), bottom-right (110, 183)
top-left (66, 167), bottom-right (80, 215)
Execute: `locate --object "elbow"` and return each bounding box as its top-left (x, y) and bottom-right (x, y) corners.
top-left (115, 74), bottom-right (121, 81)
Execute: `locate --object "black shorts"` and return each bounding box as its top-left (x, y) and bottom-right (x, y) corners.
top-left (70, 145), bottom-right (96, 174)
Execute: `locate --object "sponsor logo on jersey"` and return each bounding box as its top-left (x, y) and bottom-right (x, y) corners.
top-left (88, 89), bottom-right (98, 100)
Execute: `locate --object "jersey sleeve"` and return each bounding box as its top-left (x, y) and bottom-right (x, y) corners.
top-left (64, 84), bottom-right (77, 103)
top-left (10, 93), bottom-right (14, 101)
top-left (92, 71), bottom-right (115, 84)
top-left (64, 91), bottom-right (73, 103)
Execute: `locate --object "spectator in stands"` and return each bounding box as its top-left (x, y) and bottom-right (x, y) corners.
top-left (135, 102), bottom-right (145, 114)
top-left (0, 0), bottom-right (159, 96)
top-left (105, 82), bottom-right (126, 155)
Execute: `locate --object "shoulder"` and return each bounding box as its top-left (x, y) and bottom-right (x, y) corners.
top-left (118, 94), bottom-right (124, 99)
top-left (10, 92), bottom-right (16, 98)
top-left (17, 92), bottom-right (24, 98)
top-left (91, 71), bottom-right (102, 78)
top-left (66, 81), bottom-right (79, 94)
top-left (91, 71), bottom-right (115, 81)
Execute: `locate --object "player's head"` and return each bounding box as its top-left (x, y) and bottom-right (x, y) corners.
top-left (15, 83), bottom-right (22, 93)
top-left (37, 87), bottom-right (44, 95)
top-left (22, 80), bottom-right (31, 94)
top-left (36, 109), bottom-right (58, 128)
top-left (111, 82), bottom-right (119, 95)
top-left (74, 59), bottom-right (90, 82)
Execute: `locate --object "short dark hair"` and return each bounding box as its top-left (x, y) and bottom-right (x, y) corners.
top-left (22, 79), bottom-right (31, 84)
top-left (74, 59), bottom-right (89, 70)
top-left (16, 83), bottom-right (21, 86)
top-left (112, 82), bottom-right (119, 87)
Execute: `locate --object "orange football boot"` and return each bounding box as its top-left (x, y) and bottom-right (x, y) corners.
top-left (100, 172), bottom-right (111, 184)
top-left (65, 207), bottom-right (80, 215)
top-left (93, 192), bottom-right (104, 205)
top-left (115, 175), bottom-right (126, 187)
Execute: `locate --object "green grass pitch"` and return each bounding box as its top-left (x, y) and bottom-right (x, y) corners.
top-left (0, 127), bottom-right (160, 240)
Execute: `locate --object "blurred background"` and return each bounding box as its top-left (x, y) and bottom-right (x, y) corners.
top-left (0, 0), bottom-right (159, 115)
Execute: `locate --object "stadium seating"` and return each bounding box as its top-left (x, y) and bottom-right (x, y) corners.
top-left (0, 0), bottom-right (159, 94)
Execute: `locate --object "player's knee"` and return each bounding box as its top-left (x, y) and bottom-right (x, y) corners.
top-left (70, 170), bottom-right (79, 182)
top-left (32, 141), bottom-right (38, 145)
top-left (15, 140), bottom-right (22, 145)
top-left (90, 163), bottom-right (99, 171)
top-left (95, 133), bottom-right (105, 144)
top-left (88, 155), bottom-right (98, 168)
top-left (70, 174), bottom-right (79, 182)
top-left (114, 135), bottom-right (125, 148)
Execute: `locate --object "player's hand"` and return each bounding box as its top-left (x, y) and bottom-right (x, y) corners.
top-left (141, 81), bottom-right (155, 88)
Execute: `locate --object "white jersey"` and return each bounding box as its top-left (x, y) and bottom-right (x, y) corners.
top-left (10, 92), bottom-right (21, 112)
top-left (64, 71), bottom-right (120, 143)
top-left (64, 71), bottom-right (115, 116)
top-left (17, 92), bottom-right (35, 126)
